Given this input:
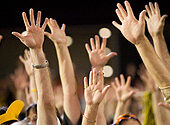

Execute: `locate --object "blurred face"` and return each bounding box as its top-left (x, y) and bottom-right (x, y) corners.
top-left (122, 119), bottom-right (140, 125)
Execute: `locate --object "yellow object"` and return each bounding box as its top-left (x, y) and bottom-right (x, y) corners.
top-left (31, 89), bottom-right (37, 92)
top-left (0, 100), bottom-right (24, 124)
top-left (142, 91), bottom-right (155, 125)
top-left (159, 86), bottom-right (170, 104)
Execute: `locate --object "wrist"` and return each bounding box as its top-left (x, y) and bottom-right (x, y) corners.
top-left (92, 66), bottom-right (103, 72)
top-left (152, 32), bottom-right (164, 40)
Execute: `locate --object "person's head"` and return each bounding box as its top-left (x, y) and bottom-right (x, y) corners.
top-left (114, 114), bottom-right (141, 125)
top-left (26, 104), bottom-right (37, 124)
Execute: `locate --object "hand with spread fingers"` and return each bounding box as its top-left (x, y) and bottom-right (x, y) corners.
top-left (85, 35), bottom-right (117, 70)
top-left (84, 68), bottom-right (111, 106)
top-left (112, 74), bottom-right (135, 103)
top-left (112, 1), bottom-right (146, 44)
top-left (45, 18), bottom-right (67, 45)
top-left (12, 9), bottom-right (48, 49)
top-left (10, 65), bottom-right (29, 91)
top-left (145, 2), bottom-right (168, 37)
top-left (19, 49), bottom-right (33, 76)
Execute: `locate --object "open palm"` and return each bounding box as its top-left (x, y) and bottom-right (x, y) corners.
top-left (84, 69), bottom-right (110, 105)
top-left (112, 74), bottom-right (135, 102)
top-left (145, 2), bottom-right (167, 36)
top-left (85, 35), bottom-right (117, 68)
top-left (12, 9), bottom-right (48, 49)
top-left (112, 1), bottom-right (146, 44)
top-left (45, 18), bottom-right (67, 44)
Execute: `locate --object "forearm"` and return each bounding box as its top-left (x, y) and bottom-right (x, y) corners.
top-left (55, 43), bottom-right (81, 124)
top-left (114, 101), bottom-right (125, 122)
top-left (82, 105), bottom-right (99, 125)
top-left (29, 75), bottom-right (38, 103)
top-left (96, 102), bottom-right (107, 125)
top-left (135, 36), bottom-right (170, 87)
top-left (152, 90), bottom-right (164, 125)
top-left (152, 33), bottom-right (170, 66)
top-left (55, 43), bottom-right (77, 94)
top-left (30, 48), bottom-right (57, 125)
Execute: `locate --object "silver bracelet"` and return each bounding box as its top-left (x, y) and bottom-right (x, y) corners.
top-left (32, 60), bottom-right (49, 69)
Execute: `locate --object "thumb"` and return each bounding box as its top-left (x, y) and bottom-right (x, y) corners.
top-left (12, 32), bottom-right (24, 40)
top-left (161, 14), bottom-right (168, 23)
top-left (106, 52), bottom-right (117, 60)
top-left (44, 32), bottom-right (51, 38)
top-left (102, 85), bottom-right (111, 97)
top-left (126, 90), bottom-right (135, 99)
top-left (139, 10), bottom-right (146, 24)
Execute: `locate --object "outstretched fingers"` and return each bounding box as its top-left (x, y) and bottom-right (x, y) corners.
top-left (154, 2), bottom-right (160, 16)
top-left (41, 18), bottom-right (48, 30)
top-left (90, 38), bottom-right (95, 50)
top-left (112, 21), bottom-right (121, 31)
top-left (29, 8), bottom-right (35, 26)
top-left (36, 11), bottom-right (41, 26)
top-left (85, 43), bottom-right (92, 54)
top-left (84, 77), bottom-right (89, 89)
top-left (101, 38), bottom-right (107, 50)
top-left (102, 85), bottom-right (111, 96)
top-left (125, 76), bottom-right (132, 87)
top-left (19, 55), bottom-right (25, 64)
top-left (124, 1), bottom-right (134, 17)
top-left (12, 32), bottom-right (24, 41)
top-left (139, 10), bottom-right (146, 24)
top-left (95, 35), bottom-right (100, 50)
top-left (117, 3), bottom-right (127, 18)
top-left (22, 12), bottom-right (30, 30)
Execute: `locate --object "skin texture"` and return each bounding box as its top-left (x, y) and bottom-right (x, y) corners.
top-left (85, 35), bottom-right (117, 72)
top-left (145, 2), bottom-right (170, 67)
top-left (112, 1), bottom-right (170, 88)
top-left (82, 68), bottom-right (110, 125)
top-left (12, 9), bottom-right (58, 125)
top-left (85, 35), bottom-right (117, 125)
top-left (112, 74), bottom-right (135, 121)
top-left (45, 18), bottom-right (81, 124)
top-left (19, 49), bottom-right (38, 104)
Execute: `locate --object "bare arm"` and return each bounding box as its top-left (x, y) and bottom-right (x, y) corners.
top-left (145, 2), bottom-right (170, 66)
top-left (112, 74), bottom-right (135, 121)
top-left (12, 9), bottom-right (57, 125)
top-left (82, 69), bottom-right (110, 125)
top-left (19, 49), bottom-right (38, 103)
top-left (112, 1), bottom-right (170, 87)
top-left (45, 19), bottom-right (81, 124)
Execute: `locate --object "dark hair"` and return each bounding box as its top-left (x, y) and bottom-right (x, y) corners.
top-left (26, 103), bottom-right (37, 117)
top-left (0, 107), bottom-right (17, 125)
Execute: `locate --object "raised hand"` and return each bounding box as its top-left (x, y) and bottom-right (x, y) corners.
top-left (45, 18), bottom-right (67, 45)
top-left (145, 2), bottom-right (168, 37)
top-left (112, 74), bottom-right (135, 102)
top-left (12, 9), bottom-right (48, 49)
top-left (85, 35), bottom-right (117, 69)
top-left (84, 68), bottom-right (110, 106)
top-left (10, 65), bottom-right (29, 90)
top-left (112, 1), bottom-right (146, 44)
top-left (19, 49), bottom-right (33, 76)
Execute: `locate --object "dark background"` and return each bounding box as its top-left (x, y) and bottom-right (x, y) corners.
top-left (0, 0), bottom-right (169, 80)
